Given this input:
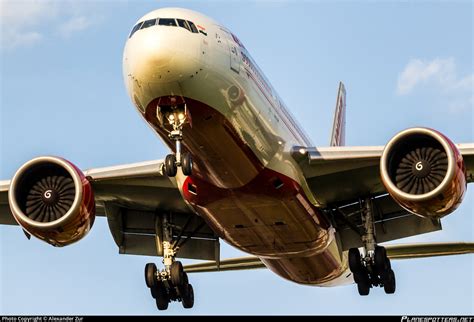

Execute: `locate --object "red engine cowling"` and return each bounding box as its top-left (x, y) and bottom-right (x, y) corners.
top-left (8, 156), bottom-right (95, 246)
top-left (380, 128), bottom-right (466, 219)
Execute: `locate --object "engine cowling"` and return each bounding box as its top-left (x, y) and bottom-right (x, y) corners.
top-left (8, 156), bottom-right (95, 246)
top-left (380, 127), bottom-right (466, 218)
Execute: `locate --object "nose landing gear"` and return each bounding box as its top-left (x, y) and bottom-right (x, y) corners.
top-left (160, 104), bottom-right (193, 177)
top-left (348, 199), bottom-right (396, 296)
top-left (164, 130), bottom-right (193, 177)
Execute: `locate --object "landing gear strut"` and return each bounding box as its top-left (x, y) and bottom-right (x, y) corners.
top-left (161, 104), bottom-right (193, 177)
top-left (348, 199), bottom-right (396, 295)
top-left (144, 215), bottom-right (195, 310)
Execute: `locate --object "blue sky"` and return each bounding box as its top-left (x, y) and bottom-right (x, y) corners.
top-left (1, 0), bottom-right (472, 315)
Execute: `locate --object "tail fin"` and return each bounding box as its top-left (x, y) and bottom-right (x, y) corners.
top-left (330, 82), bottom-right (346, 147)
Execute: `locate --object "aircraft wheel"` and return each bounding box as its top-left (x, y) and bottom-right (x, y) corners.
top-left (171, 261), bottom-right (185, 287)
top-left (165, 154), bottom-right (177, 177)
top-left (150, 284), bottom-right (159, 299)
top-left (348, 248), bottom-right (363, 273)
top-left (177, 272), bottom-right (189, 295)
top-left (374, 246), bottom-right (389, 272)
top-left (182, 284), bottom-right (194, 309)
top-left (181, 152), bottom-right (193, 176)
top-left (384, 269), bottom-right (396, 294)
top-left (155, 282), bottom-right (169, 311)
top-left (145, 263), bottom-right (157, 288)
top-left (357, 279), bottom-right (370, 296)
top-left (353, 271), bottom-right (366, 284)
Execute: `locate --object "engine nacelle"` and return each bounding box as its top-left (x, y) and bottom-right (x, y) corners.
top-left (380, 128), bottom-right (466, 218)
top-left (8, 156), bottom-right (95, 246)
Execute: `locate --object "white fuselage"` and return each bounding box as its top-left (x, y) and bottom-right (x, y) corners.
top-left (123, 7), bottom-right (352, 287)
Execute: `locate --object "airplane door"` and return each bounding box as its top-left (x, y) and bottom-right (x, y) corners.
top-left (225, 34), bottom-right (240, 74)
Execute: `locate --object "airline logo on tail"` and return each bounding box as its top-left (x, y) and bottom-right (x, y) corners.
top-left (330, 82), bottom-right (346, 147)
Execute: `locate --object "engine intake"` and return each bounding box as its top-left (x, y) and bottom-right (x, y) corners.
top-left (380, 128), bottom-right (466, 218)
top-left (8, 156), bottom-right (95, 246)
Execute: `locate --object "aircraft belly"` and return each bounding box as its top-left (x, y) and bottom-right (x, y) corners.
top-left (137, 83), bottom-right (346, 284)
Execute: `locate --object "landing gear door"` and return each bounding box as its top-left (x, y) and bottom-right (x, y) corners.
top-left (225, 33), bottom-right (240, 74)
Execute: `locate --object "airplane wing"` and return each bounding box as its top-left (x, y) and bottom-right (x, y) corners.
top-left (291, 143), bottom-right (474, 206)
top-left (184, 242), bottom-right (474, 273)
top-left (0, 160), bottom-right (219, 261)
top-left (290, 143), bottom-right (474, 250)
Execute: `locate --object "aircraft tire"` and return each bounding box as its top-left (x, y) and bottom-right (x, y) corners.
top-left (145, 263), bottom-right (157, 288)
top-left (171, 261), bottom-right (185, 287)
top-left (182, 152), bottom-right (193, 176)
top-left (155, 282), bottom-right (169, 310)
top-left (349, 248), bottom-right (363, 273)
top-left (383, 269), bottom-right (396, 294)
top-left (374, 246), bottom-right (389, 272)
top-left (165, 154), bottom-right (177, 177)
top-left (357, 278), bottom-right (370, 296)
top-left (182, 284), bottom-right (194, 309)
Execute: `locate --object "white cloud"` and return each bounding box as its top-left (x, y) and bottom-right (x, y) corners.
top-left (0, 0), bottom-right (56, 49)
top-left (0, 0), bottom-right (98, 50)
top-left (397, 58), bottom-right (473, 95)
top-left (6, 31), bottom-right (43, 48)
top-left (58, 16), bottom-right (94, 38)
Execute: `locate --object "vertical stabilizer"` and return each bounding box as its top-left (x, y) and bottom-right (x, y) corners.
top-left (330, 82), bottom-right (346, 146)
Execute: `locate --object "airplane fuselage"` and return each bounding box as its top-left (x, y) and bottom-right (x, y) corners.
top-left (123, 8), bottom-right (350, 286)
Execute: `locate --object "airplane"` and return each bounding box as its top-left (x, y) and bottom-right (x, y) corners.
top-left (1, 7), bottom-right (473, 311)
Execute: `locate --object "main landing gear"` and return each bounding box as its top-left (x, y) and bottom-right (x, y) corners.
top-left (161, 104), bottom-right (193, 177)
top-left (348, 199), bottom-right (396, 296)
top-left (144, 215), bottom-right (194, 310)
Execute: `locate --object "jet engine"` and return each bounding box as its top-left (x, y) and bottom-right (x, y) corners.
top-left (380, 127), bottom-right (466, 218)
top-left (8, 156), bottom-right (95, 246)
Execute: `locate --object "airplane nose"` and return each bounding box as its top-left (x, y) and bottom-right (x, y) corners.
top-left (124, 28), bottom-right (203, 84)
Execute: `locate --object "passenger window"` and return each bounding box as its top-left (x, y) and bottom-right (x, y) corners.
top-left (177, 19), bottom-right (190, 31)
top-left (129, 22), bottom-right (143, 38)
top-left (187, 21), bottom-right (199, 33)
top-left (140, 19), bottom-right (157, 29)
top-left (158, 18), bottom-right (177, 26)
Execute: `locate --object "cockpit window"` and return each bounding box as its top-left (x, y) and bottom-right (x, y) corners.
top-left (177, 19), bottom-right (190, 32)
top-left (129, 22), bottom-right (143, 38)
top-left (187, 20), bottom-right (199, 33)
top-left (129, 18), bottom-right (201, 39)
top-left (141, 19), bottom-right (157, 29)
top-left (158, 18), bottom-right (177, 26)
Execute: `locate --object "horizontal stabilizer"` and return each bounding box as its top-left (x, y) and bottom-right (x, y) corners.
top-left (185, 256), bottom-right (265, 273)
top-left (184, 242), bottom-right (474, 273)
top-left (384, 242), bottom-right (474, 259)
